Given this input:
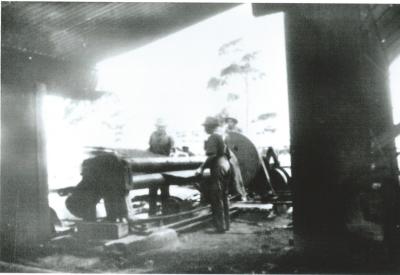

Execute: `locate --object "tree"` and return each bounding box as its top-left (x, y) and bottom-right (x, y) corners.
top-left (207, 38), bottom-right (266, 131)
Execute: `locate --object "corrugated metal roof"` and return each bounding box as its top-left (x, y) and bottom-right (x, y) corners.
top-left (4, 3), bottom-right (398, 68)
top-left (1, 2), bottom-right (237, 65)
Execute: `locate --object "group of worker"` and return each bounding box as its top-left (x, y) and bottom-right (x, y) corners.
top-left (149, 116), bottom-right (242, 157)
top-left (149, 116), bottom-right (244, 233)
top-left (65, 115), bottom-right (244, 234)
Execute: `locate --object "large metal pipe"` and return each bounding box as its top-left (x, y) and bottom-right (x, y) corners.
top-left (50, 169), bottom-right (210, 194)
top-left (129, 169), bottom-right (211, 190)
top-left (127, 156), bottom-right (205, 173)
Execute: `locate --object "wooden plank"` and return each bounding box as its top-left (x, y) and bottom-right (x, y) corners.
top-left (76, 221), bottom-right (129, 240)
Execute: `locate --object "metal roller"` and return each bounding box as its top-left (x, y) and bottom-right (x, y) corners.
top-left (129, 169), bottom-right (211, 190)
top-left (127, 156), bottom-right (205, 173)
top-left (53, 169), bottom-right (211, 193)
top-left (86, 147), bottom-right (205, 173)
top-left (225, 132), bottom-right (261, 188)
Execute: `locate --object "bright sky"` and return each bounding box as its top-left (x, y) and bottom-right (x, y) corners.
top-left (96, 3), bottom-right (288, 149)
top-left (390, 56), bottom-right (400, 125)
top-left (389, 55), bottom-right (400, 149)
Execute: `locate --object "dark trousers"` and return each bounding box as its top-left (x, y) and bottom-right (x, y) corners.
top-left (148, 185), bottom-right (171, 216)
top-left (66, 190), bottom-right (100, 221)
top-left (228, 152), bottom-right (247, 199)
top-left (209, 157), bottom-right (231, 231)
top-left (103, 191), bottom-right (128, 221)
top-left (66, 185), bottom-right (128, 221)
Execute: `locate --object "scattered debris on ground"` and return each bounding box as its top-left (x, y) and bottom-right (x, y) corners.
top-left (6, 204), bottom-right (397, 273)
top-left (8, 209), bottom-right (292, 273)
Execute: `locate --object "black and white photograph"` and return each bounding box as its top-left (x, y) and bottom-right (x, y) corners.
top-left (1, 1), bottom-right (400, 273)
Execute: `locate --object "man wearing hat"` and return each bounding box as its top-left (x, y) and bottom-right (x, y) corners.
top-left (225, 116), bottom-right (242, 133)
top-left (196, 116), bottom-right (232, 233)
top-left (223, 116), bottom-right (247, 201)
top-left (149, 118), bottom-right (175, 156)
top-left (148, 118), bottom-right (175, 215)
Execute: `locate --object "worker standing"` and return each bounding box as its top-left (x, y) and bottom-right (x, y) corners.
top-left (149, 118), bottom-right (175, 156)
top-left (148, 118), bottom-right (174, 215)
top-left (196, 116), bottom-right (231, 233)
top-left (225, 116), bottom-right (242, 133)
top-left (224, 116), bottom-right (247, 201)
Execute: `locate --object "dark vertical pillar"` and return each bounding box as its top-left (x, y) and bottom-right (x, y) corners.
top-left (360, 8), bottom-right (400, 253)
top-left (1, 55), bottom-right (51, 261)
top-left (160, 184), bottom-right (170, 215)
top-left (148, 187), bottom-right (158, 216)
top-left (284, 4), bottom-right (400, 253)
top-left (0, 46), bottom-right (98, 260)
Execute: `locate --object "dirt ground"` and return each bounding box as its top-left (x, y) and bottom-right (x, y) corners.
top-left (17, 211), bottom-right (292, 273)
top-left (129, 212), bottom-right (293, 274)
top-left (9, 209), bottom-right (400, 273)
